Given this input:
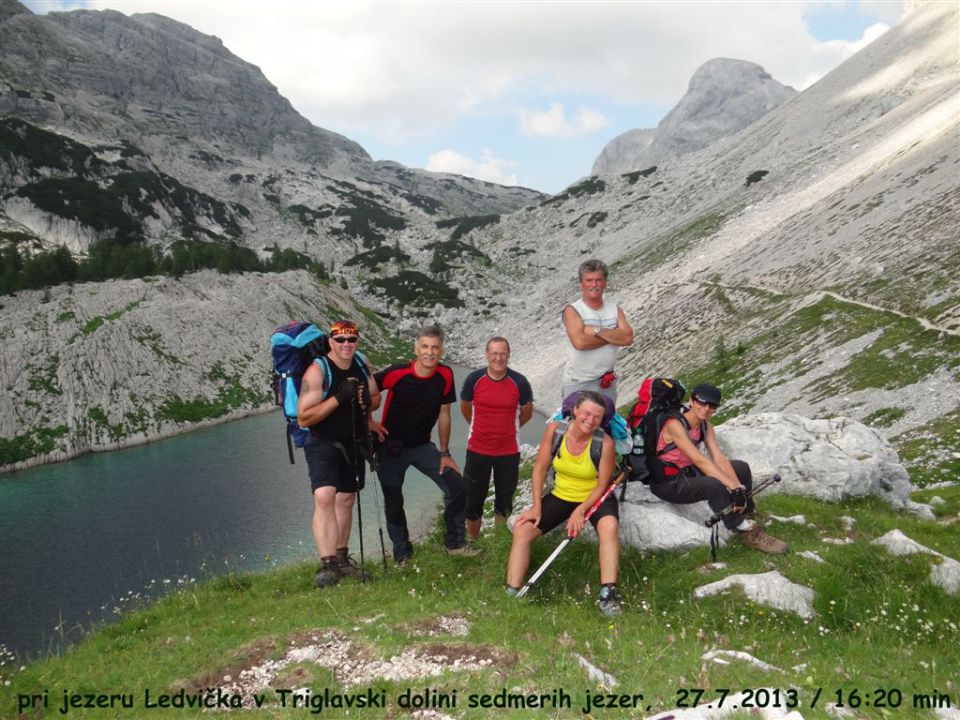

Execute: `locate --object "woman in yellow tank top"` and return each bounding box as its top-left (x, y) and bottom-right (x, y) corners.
top-left (505, 391), bottom-right (622, 616)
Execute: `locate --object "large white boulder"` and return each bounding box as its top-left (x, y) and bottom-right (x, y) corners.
top-left (715, 413), bottom-right (918, 510)
top-left (617, 482), bottom-right (737, 553)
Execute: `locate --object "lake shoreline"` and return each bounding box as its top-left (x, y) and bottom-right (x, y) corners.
top-left (2, 397), bottom-right (553, 478)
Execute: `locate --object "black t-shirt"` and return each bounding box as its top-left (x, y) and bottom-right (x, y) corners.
top-left (375, 361), bottom-right (456, 447)
top-left (309, 355), bottom-right (370, 447)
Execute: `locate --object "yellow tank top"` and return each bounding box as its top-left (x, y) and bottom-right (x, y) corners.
top-left (552, 432), bottom-right (599, 503)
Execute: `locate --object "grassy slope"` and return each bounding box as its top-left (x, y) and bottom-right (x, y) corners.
top-left (2, 486), bottom-right (957, 719)
top-left (676, 289), bottom-right (960, 486)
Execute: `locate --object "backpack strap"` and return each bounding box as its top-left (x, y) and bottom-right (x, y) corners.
top-left (654, 409), bottom-right (687, 458)
top-left (550, 420), bottom-right (603, 472)
top-left (315, 356), bottom-right (334, 399)
top-left (315, 352), bottom-right (370, 400)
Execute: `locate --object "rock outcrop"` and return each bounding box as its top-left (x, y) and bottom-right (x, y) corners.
top-left (0, 270), bottom-right (400, 473)
top-left (714, 414), bottom-right (915, 507)
top-left (693, 570), bottom-right (816, 619)
top-left (872, 529), bottom-right (960, 595)
top-left (592, 58), bottom-right (795, 175)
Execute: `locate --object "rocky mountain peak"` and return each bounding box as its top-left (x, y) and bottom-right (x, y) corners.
top-left (0, 0), bottom-right (29, 24)
top-left (592, 57), bottom-right (795, 175)
top-left (0, 4), bottom-right (370, 169)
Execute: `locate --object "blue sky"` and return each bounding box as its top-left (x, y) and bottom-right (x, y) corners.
top-left (26, 1), bottom-right (903, 194)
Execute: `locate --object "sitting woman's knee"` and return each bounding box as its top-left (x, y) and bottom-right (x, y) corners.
top-left (595, 516), bottom-right (620, 540)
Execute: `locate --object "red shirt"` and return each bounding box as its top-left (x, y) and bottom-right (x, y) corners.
top-left (461, 367), bottom-right (533, 456)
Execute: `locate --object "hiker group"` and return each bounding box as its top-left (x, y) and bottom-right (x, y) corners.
top-left (271, 258), bottom-right (787, 617)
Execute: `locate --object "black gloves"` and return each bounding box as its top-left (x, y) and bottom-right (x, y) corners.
top-left (730, 486), bottom-right (748, 509)
top-left (334, 378), bottom-right (359, 407)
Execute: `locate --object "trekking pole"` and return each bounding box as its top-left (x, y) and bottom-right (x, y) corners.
top-left (516, 466), bottom-right (628, 599)
top-left (354, 380), bottom-right (388, 572)
top-left (704, 473), bottom-right (782, 528)
top-left (347, 381), bottom-right (368, 583)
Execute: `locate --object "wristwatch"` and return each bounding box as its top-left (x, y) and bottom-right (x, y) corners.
top-left (439, 449), bottom-right (451, 457)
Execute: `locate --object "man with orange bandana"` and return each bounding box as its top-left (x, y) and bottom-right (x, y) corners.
top-left (297, 320), bottom-right (380, 588)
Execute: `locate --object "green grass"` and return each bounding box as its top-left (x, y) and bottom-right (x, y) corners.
top-left (894, 410), bottom-right (960, 486)
top-left (676, 293), bottom-right (960, 471)
top-left (614, 211), bottom-right (728, 276)
top-left (912, 485), bottom-right (960, 521)
top-left (0, 425), bottom-right (68, 465)
top-left (80, 302), bottom-right (141, 336)
top-left (862, 407), bottom-right (907, 428)
top-left (2, 491), bottom-right (957, 719)
top-left (155, 378), bottom-right (266, 424)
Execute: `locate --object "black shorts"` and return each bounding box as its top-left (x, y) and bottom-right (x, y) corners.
top-left (304, 438), bottom-right (365, 494)
top-left (536, 492), bottom-right (618, 534)
top-left (464, 450), bottom-right (520, 520)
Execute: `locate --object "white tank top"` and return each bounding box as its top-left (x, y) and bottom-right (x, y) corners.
top-left (563, 298), bottom-right (620, 383)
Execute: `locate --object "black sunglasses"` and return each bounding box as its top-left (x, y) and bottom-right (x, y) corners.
top-left (332, 335), bottom-right (359, 344)
top-left (693, 396), bottom-right (719, 409)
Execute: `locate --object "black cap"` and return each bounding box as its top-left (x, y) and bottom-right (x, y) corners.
top-left (691, 383), bottom-right (722, 406)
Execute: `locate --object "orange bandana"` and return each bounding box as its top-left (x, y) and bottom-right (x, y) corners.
top-left (330, 320), bottom-right (359, 337)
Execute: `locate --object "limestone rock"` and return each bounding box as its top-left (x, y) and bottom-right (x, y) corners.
top-left (618, 487), bottom-right (727, 553)
top-left (872, 529), bottom-right (960, 594)
top-left (590, 129), bottom-right (655, 177)
top-left (592, 58), bottom-right (795, 174)
top-left (701, 649), bottom-right (784, 673)
top-left (715, 413), bottom-right (917, 509)
top-left (0, 270), bottom-right (391, 473)
top-left (693, 570), bottom-right (816, 619)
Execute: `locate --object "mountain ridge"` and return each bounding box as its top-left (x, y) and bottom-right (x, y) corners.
top-left (1, 1), bottom-right (957, 477)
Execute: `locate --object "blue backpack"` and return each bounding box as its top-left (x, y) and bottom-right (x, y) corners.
top-left (269, 322), bottom-right (370, 464)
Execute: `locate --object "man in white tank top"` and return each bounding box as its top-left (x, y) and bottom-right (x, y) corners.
top-left (561, 259), bottom-right (634, 403)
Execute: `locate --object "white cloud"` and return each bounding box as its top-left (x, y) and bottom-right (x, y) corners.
top-left (425, 149), bottom-right (518, 186)
top-left (798, 21), bottom-right (891, 90)
top-left (518, 102), bottom-right (609, 138)
top-left (53, 1), bottom-right (904, 140)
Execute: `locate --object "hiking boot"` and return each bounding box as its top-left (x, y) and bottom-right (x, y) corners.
top-left (396, 555), bottom-right (412, 568)
top-left (336, 547), bottom-right (370, 581)
top-left (505, 584), bottom-right (520, 597)
top-left (598, 584), bottom-right (622, 617)
top-left (739, 525), bottom-right (789, 554)
top-left (314, 556), bottom-right (341, 588)
top-left (445, 544), bottom-right (481, 558)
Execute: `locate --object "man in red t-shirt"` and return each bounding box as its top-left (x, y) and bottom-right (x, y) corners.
top-left (460, 336), bottom-right (534, 541)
